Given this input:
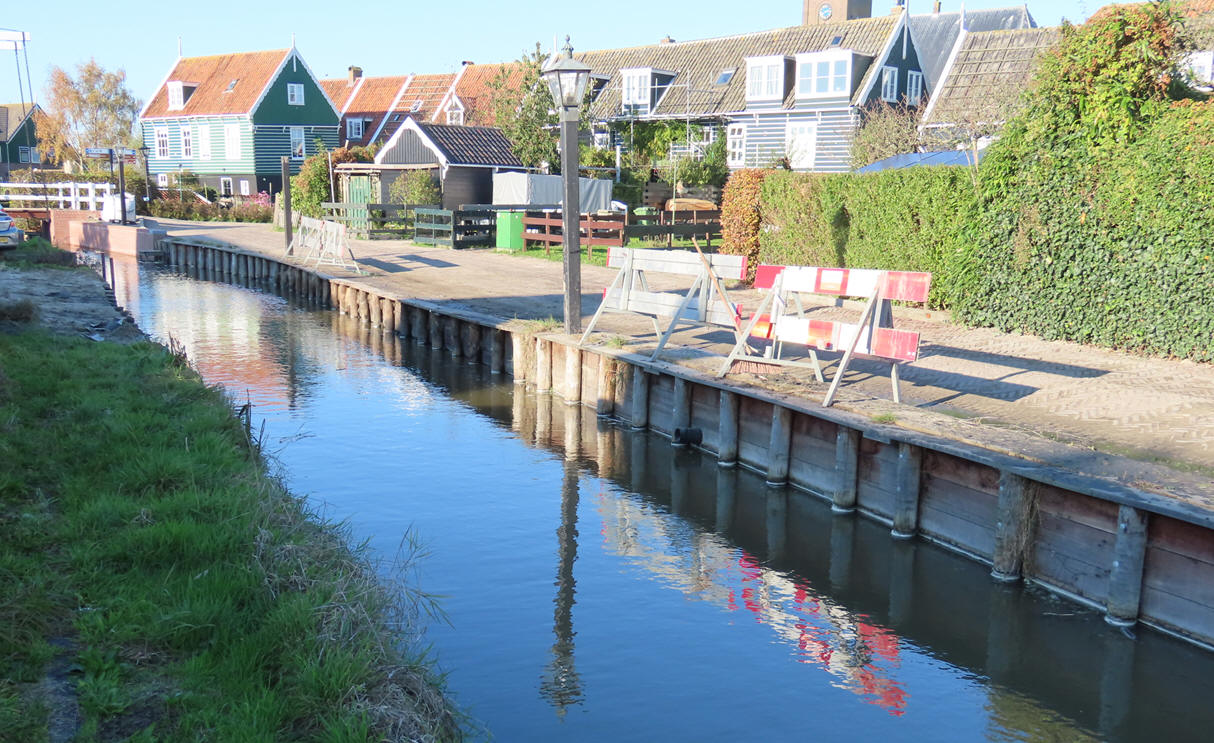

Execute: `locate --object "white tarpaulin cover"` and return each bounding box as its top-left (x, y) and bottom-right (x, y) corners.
top-left (492, 172), bottom-right (613, 212)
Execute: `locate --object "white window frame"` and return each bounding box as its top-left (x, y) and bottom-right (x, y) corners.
top-left (796, 51), bottom-right (852, 99)
top-left (18, 146), bottom-right (30, 163)
top-left (167, 81), bottom-right (184, 110)
top-left (220, 177), bottom-right (233, 197)
top-left (290, 126), bottom-right (305, 160)
top-left (157, 173), bottom-right (169, 187)
top-left (287, 83), bottom-right (305, 106)
top-left (745, 56), bottom-right (786, 102)
top-left (785, 122), bottom-right (817, 170)
top-left (907, 71), bottom-right (924, 104)
top-left (621, 68), bottom-right (651, 107)
top-left (155, 127), bottom-right (169, 158)
top-left (446, 108), bottom-right (464, 125)
top-left (198, 125), bottom-right (211, 160)
top-left (880, 66), bottom-right (899, 103)
top-left (224, 124), bottom-right (241, 160)
top-left (181, 127), bottom-right (193, 158)
top-left (346, 117), bottom-right (364, 139)
top-left (239, 179), bottom-right (250, 196)
top-left (727, 124), bottom-right (746, 167)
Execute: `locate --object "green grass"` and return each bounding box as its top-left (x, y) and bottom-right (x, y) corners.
top-left (0, 236), bottom-right (77, 268)
top-left (871, 413), bottom-right (898, 424)
top-left (0, 328), bottom-right (462, 741)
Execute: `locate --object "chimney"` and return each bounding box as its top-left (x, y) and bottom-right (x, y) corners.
top-left (660, 35), bottom-right (675, 44)
top-left (933, 1), bottom-right (941, 12)
top-left (347, 66), bottom-right (362, 85)
top-left (890, 0), bottom-right (905, 14)
top-left (462, 60), bottom-right (475, 66)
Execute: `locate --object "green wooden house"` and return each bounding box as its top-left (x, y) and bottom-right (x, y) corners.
top-left (139, 47), bottom-right (339, 197)
top-left (0, 103), bottom-right (43, 181)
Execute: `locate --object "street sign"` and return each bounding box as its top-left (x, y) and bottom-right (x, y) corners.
top-left (115, 148), bottom-right (137, 157)
top-left (84, 147), bottom-right (112, 158)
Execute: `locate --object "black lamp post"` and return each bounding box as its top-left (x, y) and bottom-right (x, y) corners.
top-left (540, 37), bottom-right (591, 334)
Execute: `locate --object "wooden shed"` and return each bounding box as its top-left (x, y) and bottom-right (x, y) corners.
top-left (372, 118), bottom-right (525, 209)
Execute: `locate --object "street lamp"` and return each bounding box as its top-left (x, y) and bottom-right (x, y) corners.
top-left (541, 36), bottom-right (591, 334)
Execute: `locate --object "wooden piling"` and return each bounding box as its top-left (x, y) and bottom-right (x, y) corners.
top-left (1105, 505), bottom-right (1149, 626)
top-left (510, 332), bottom-right (527, 383)
top-left (564, 345), bottom-right (581, 404)
top-left (832, 427), bottom-right (860, 513)
top-left (394, 301), bottom-right (406, 337)
top-left (671, 377), bottom-right (691, 446)
top-left (991, 472), bottom-right (1034, 582)
top-left (718, 390), bottom-right (739, 467)
top-left (489, 329), bottom-right (505, 374)
top-left (891, 442), bottom-right (922, 539)
top-left (630, 367), bottom-right (649, 429)
top-left (595, 356), bottom-right (614, 417)
top-left (766, 406), bottom-right (792, 485)
top-left (429, 311), bottom-right (443, 349)
top-left (535, 338), bottom-right (552, 392)
top-left (464, 322), bottom-right (481, 362)
top-left (368, 293), bottom-right (382, 326)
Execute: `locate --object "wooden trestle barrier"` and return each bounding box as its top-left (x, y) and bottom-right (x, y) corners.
top-left (719, 265), bottom-right (931, 407)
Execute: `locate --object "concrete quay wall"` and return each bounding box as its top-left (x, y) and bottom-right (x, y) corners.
top-left (159, 237), bottom-right (1214, 651)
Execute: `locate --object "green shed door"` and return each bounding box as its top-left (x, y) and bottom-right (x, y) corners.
top-left (345, 175), bottom-right (373, 233)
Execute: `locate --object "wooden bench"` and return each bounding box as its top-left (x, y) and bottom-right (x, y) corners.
top-left (719, 265), bottom-right (931, 406)
top-left (581, 246), bottom-right (747, 360)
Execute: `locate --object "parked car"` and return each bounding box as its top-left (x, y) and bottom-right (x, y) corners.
top-left (0, 208), bottom-right (22, 250)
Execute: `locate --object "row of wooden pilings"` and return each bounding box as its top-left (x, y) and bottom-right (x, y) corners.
top-left (158, 238), bottom-right (1213, 650)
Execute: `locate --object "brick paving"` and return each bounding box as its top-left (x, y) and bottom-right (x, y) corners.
top-left (149, 219), bottom-right (1214, 503)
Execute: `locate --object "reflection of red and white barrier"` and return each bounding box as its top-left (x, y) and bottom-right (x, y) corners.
top-left (596, 491), bottom-right (907, 714)
top-left (581, 246), bottom-right (747, 360)
top-left (719, 265), bottom-right (931, 407)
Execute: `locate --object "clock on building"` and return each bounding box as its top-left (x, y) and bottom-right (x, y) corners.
top-left (819, 3), bottom-right (833, 20)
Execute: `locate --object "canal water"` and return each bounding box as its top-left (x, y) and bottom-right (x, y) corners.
top-left (111, 261), bottom-right (1214, 741)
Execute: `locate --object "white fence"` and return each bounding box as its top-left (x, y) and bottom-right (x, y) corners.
top-left (0, 181), bottom-right (116, 211)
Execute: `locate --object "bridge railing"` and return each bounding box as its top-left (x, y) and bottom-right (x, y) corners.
top-left (0, 181), bottom-right (116, 211)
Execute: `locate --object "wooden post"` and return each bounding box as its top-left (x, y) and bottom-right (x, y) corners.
top-left (282, 156), bottom-right (293, 254)
top-left (510, 332), bottom-right (527, 383)
top-left (992, 472), bottom-right (1034, 582)
top-left (671, 377), bottom-right (691, 446)
top-left (490, 330), bottom-right (505, 374)
top-left (630, 367), bottom-right (649, 429)
top-left (410, 306), bottom-right (427, 344)
top-left (766, 406), bottom-right (791, 486)
top-left (368, 293), bottom-right (383, 326)
top-left (536, 338), bottom-right (552, 392)
top-left (445, 318), bottom-right (461, 358)
top-left (394, 301), bottom-right (406, 337)
top-left (465, 322), bottom-right (481, 363)
top-left (595, 356), bottom-right (614, 417)
top-left (718, 390), bottom-right (739, 467)
top-left (1105, 505), bottom-right (1149, 627)
top-left (832, 427), bottom-right (860, 513)
top-left (891, 442), bottom-right (922, 539)
top-left (564, 345), bottom-right (581, 404)
top-left (428, 312), bottom-right (442, 350)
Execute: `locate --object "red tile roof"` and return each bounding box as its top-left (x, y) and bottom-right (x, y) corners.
top-left (343, 75), bottom-right (409, 145)
top-left (320, 77), bottom-right (359, 112)
top-left (448, 62), bottom-right (527, 126)
top-left (142, 49), bottom-right (291, 118)
top-left (380, 72), bottom-right (456, 140)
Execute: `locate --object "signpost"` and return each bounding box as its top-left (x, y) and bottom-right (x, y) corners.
top-left (84, 147), bottom-right (137, 224)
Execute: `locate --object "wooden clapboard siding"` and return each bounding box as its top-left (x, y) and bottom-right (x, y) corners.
top-left (252, 125), bottom-right (339, 175)
top-left (145, 116), bottom-right (254, 175)
top-left (918, 451), bottom-right (1000, 558)
top-left (730, 106), bottom-right (858, 173)
top-left (1028, 486), bottom-right (1118, 604)
top-left (1142, 515), bottom-right (1214, 640)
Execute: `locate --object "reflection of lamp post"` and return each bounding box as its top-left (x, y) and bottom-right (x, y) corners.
top-left (540, 37), bottom-right (590, 334)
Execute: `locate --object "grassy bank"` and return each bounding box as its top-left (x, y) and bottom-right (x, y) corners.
top-left (0, 327), bottom-right (461, 740)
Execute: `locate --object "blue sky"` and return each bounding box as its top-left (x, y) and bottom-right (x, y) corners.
top-left (2, 0), bottom-right (1100, 109)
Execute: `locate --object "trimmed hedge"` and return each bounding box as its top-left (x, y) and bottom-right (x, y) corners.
top-left (719, 169), bottom-right (767, 280)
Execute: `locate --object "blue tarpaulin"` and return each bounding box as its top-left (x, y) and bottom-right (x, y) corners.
top-left (855, 149), bottom-right (982, 173)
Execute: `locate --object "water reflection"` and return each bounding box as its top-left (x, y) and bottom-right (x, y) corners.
top-left (119, 261), bottom-right (1214, 742)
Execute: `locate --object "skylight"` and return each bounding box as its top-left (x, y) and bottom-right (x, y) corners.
top-left (715, 68), bottom-right (735, 85)
top-left (225, 79), bottom-right (238, 93)
top-left (410, 100), bottom-right (423, 112)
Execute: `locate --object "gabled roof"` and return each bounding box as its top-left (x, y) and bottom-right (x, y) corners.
top-left (578, 15), bottom-right (900, 120)
top-left (378, 72), bottom-right (457, 141)
top-left (444, 62), bottom-right (527, 126)
top-left (909, 6), bottom-right (1036, 91)
top-left (142, 49), bottom-right (299, 118)
top-left (0, 103), bottom-right (38, 142)
top-left (920, 27), bottom-right (1059, 129)
top-left (418, 122), bottom-right (522, 167)
top-left (376, 118), bottom-right (521, 167)
top-left (334, 75), bottom-right (410, 146)
top-left (320, 77), bottom-right (362, 113)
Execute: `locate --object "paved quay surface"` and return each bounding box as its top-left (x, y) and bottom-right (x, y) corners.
top-left (148, 219), bottom-right (1214, 507)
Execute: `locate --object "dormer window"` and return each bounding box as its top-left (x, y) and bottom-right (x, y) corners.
top-left (795, 51), bottom-right (852, 99)
top-left (588, 75), bottom-right (610, 103)
top-left (287, 83), bottom-right (305, 106)
top-left (167, 81), bottom-right (196, 110)
top-left (620, 67), bottom-right (677, 113)
top-left (446, 108), bottom-right (464, 125)
top-left (746, 56), bottom-right (786, 101)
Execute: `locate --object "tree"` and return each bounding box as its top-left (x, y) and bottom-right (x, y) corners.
top-left (290, 145), bottom-right (373, 217)
top-left (849, 102), bottom-right (924, 169)
top-left (34, 59), bottom-right (141, 171)
top-left (488, 44), bottom-right (558, 171)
